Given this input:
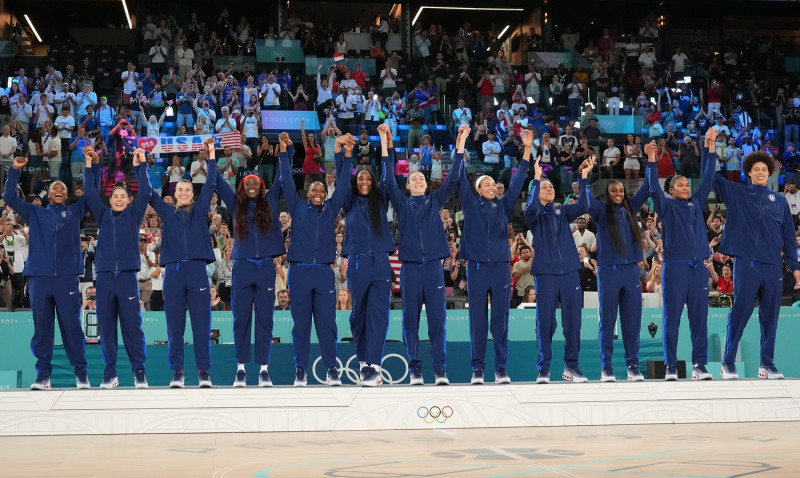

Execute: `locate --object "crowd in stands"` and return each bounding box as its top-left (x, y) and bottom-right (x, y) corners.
top-left (2, 9), bottom-right (800, 314)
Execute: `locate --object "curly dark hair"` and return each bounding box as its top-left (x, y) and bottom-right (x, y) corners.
top-left (663, 174), bottom-right (686, 194)
top-left (235, 178), bottom-right (273, 241)
top-left (604, 181), bottom-right (646, 254)
top-left (351, 168), bottom-right (384, 232)
top-left (742, 150), bottom-right (775, 176)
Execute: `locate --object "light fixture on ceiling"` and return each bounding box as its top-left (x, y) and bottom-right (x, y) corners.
top-left (121, 0), bottom-right (133, 29)
top-left (412, 6), bottom-right (525, 26)
top-left (24, 14), bottom-right (42, 42)
top-left (498, 25), bottom-right (510, 40)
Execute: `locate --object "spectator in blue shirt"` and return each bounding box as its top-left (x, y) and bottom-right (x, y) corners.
top-left (147, 153), bottom-right (166, 197)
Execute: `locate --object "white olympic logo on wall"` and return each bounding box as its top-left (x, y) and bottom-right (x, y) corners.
top-left (311, 353), bottom-right (409, 384)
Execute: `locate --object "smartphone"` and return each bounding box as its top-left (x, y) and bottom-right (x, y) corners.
top-left (373, 95), bottom-right (378, 101)
top-left (583, 257), bottom-right (589, 264)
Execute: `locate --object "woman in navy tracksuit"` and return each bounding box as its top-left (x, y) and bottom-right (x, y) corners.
top-left (645, 132), bottom-right (717, 381)
top-left (279, 132), bottom-right (352, 387)
top-left (149, 138), bottom-right (218, 388)
top-left (459, 127), bottom-right (530, 385)
top-left (524, 154), bottom-right (594, 384)
top-left (588, 171), bottom-right (649, 382)
top-left (382, 125), bottom-right (465, 386)
top-left (712, 145), bottom-right (800, 380)
top-left (340, 125), bottom-right (395, 387)
top-left (215, 151), bottom-right (284, 388)
top-left (83, 146), bottom-right (151, 389)
top-left (3, 157), bottom-right (89, 390)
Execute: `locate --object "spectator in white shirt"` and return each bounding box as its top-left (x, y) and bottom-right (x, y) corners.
top-left (638, 46), bottom-right (657, 70)
top-left (452, 98), bottom-right (472, 126)
top-left (215, 106), bottom-right (237, 132)
top-left (380, 61), bottom-right (397, 99)
top-left (260, 74), bottom-right (281, 110)
top-left (482, 130), bottom-right (501, 176)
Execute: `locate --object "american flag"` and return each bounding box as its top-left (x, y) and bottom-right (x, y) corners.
top-left (389, 247), bottom-right (402, 293)
top-left (122, 132), bottom-right (241, 155)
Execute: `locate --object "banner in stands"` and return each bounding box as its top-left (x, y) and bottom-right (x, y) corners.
top-left (261, 110), bottom-right (320, 131)
top-left (122, 132), bottom-right (241, 155)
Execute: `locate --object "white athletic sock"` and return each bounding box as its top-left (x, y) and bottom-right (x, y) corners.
top-left (260, 364), bottom-right (269, 372)
top-left (237, 363), bottom-right (245, 372)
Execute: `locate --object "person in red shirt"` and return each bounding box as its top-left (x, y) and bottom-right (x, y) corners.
top-left (352, 64), bottom-right (366, 90)
top-left (655, 138), bottom-right (676, 188)
top-left (707, 262), bottom-right (733, 294)
top-left (707, 79), bottom-right (722, 117)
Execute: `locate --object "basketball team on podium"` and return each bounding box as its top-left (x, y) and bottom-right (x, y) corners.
top-left (4, 126), bottom-right (798, 390)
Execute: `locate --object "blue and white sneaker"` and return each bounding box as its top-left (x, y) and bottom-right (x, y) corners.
top-left (470, 369), bottom-right (484, 385)
top-left (536, 369), bottom-right (550, 384)
top-left (30, 376), bottom-right (51, 390)
top-left (233, 370), bottom-right (247, 388)
top-left (99, 377), bottom-right (119, 389)
top-left (562, 366), bottom-right (588, 383)
top-left (758, 363), bottom-right (784, 380)
top-left (198, 370), bottom-right (212, 388)
top-left (134, 369), bottom-right (148, 389)
top-left (258, 370), bottom-right (273, 387)
top-left (664, 364), bottom-right (678, 381)
top-left (409, 370), bottom-right (424, 386)
top-left (326, 367), bottom-right (342, 386)
top-left (75, 373), bottom-right (91, 389)
top-left (361, 366), bottom-right (380, 387)
top-left (169, 370), bottom-right (185, 388)
top-left (720, 363), bottom-right (739, 380)
top-left (627, 364), bottom-right (644, 381)
top-left (434, 369), bottom-right (449, 385)
top-left (494, 369), bottom-right (511, 384)
top-left (691, 364), bottom-right (712, 381)
top-left (294, 368), bottom-right (307, 387)
top-left (600, 367), bottom-right (616, 382)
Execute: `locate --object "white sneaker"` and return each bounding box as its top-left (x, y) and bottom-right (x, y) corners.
top-left (494, 369), bottom-right (511, 384)
top-left (434, 370), bottom-right (449, 385)
top-left (169, 370), bottom-right (185, 388)
top-left (30, 376), bottom-right (51, 390)
top-left (409, 370), bottom-right (424, 385)
top-left (664, 364), bottom-right (678, 381)
top-left (758, 364), bottom-right (784, 380)
top-left (294, 369), bottom-right (307, 387)
top-left (691, 364), bottom-right (712, 381)
top-left (626, 364), bottom-right (644, 381)
top-left (600, 368), bottom-right (616, 382)
top-left (536, 370), bottom-right (550, 384)
top-left (99, 377), bottom-right (119, 389)
top-left (470, 370), bottom-right (485, 385)
top-left (720, 363), bottom-right (739, 380)
top-left (233, 370), bottom-right (247, 388)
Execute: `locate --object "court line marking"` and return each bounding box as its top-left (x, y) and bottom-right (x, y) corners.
top-left (434, 428), bottom-right (580, 478)
top-left (481, 447), bottom-right (695, 477)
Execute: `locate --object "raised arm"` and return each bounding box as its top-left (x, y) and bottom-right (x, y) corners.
top-left (82, 146), bottom-right (108, 220)
top-left (194, 141), bottom-right (219, 216)
top-left (565, 155), bottom-right (595, 220)
top-left (214, 168), bottom-right (236, 213)
top-left (523, 156), bottom-right (543, 223)
top-left (629, 170), bottom-right (650, 212)
top-left (329, 134), bottom-right (356, 212)
top-left (694, 129), bottom-right (718, 209)
top-left (3, 158), bottom-right (33, 221)
top-left (432, 126), bottom-right (467, 205)
top-left (278, 132), bottom-right (300, 210)
top-left (378, 123), bottom-right (405, 209)
top-left (644, 140), bottom-right (665, 215)
top-left (131, 149), bottom-right (153, 220)
top-left (455, 125), bottom-right (476, 204)
top-left (502, 128), bottom-right (532, 212)
top-left (300, 119), bottom-right (308, 150)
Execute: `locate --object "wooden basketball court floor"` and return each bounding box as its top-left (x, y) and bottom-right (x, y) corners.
top-left (3, 421), bottom-right (800, 477)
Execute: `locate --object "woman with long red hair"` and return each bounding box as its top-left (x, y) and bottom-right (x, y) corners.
top-left (215, 142), bottom-right (285, 388)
